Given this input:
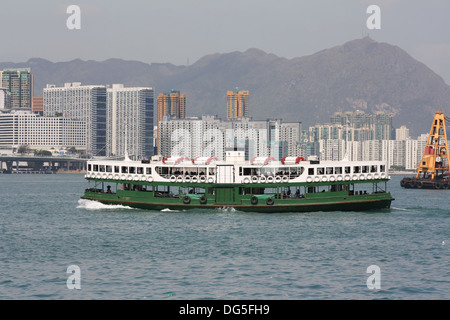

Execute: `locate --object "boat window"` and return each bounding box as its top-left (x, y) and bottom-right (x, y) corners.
top-left (106, 165), bottom-right (112, 173)
top-left (146, 167), bottom-right (152, 175)
top-left (99, 165), bottom-right (105, 172)
top-left (198, 168), bottom-right (206, 176)
top-left (209, 168), bottom-right (215, 175)
top-left (326, 167), bottom-right (333, 175)
top-left (353, 166), bottom-right (361, 173)
top-left (88, 164), bottom-right (92, 171)
top-left (114, 166), bottom-right (120, 173)
top-left (308, 168), bottom-right (314, 175)
top-left (93, 164), bottom-right (98, 171)
top-left (121, 166), bottom-right (128, 174)
top-left (137, 167), bottom-right (143, 174)
top-left (370, 165), bottom-right (377, 173)
top-left (129, 167), bottom-right (136, 174)
top-left (362, 166), bottom-right (369, 173)
top-left (243, 167), bottom-right (252, 176)
top-left (345, 166), bottom-right (351, 174)
top-left (380, 165), bottom-right (386, 172)
top-left (335, 167), bottom-right (342, 174)
top-left (317, 168), bottom-right (324, 175)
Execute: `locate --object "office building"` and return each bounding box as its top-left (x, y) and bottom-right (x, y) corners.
top-left (32, 96), bottom-right (44, 115)
top-left (44, 82), bottom-right (107, 156)
top-left (0, 68), bottom-right (33, 110)
top-left (107, 84), bottom-right (154, 158)
top-left (227, 88), bottom-right (249, 119)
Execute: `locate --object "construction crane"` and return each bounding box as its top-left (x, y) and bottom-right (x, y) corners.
top-left (400, 112), bottom-right (450, 189)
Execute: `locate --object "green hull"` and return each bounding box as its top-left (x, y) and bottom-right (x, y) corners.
top-left (81, 180), bottom-right (394, 213)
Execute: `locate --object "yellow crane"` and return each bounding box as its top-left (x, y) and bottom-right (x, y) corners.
top-left (401, 112), bottom-right (450, 189)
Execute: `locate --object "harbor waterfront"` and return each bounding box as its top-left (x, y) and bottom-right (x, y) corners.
top-left (0, 174), bottom-right (449, 299)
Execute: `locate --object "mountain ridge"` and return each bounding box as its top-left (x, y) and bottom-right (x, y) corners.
top-left (1, 37), bottom-right (449, 136)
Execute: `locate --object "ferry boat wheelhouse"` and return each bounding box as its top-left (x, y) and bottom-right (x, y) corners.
top-left (81, 155), bottom-right (394, 213)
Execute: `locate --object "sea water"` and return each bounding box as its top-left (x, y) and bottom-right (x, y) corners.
top-left (0, 174), bottom-right (449, 299)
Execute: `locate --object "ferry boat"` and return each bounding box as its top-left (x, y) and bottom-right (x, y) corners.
top-left (81, 152), bottom-right (394, 213)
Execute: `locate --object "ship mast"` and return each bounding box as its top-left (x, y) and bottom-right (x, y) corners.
top-left (415, 112), bottom-right (450, 180)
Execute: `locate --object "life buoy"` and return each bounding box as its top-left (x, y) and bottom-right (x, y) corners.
top-left (252, 176), bottom-right (259, 183)
top-left (177, 176), bottom-right (183, 183)
top-left (344, 175), bottom-right (350, 181)
top-left (127, 175), bottom-right (133, 181)
top-left (183, 195), bottom-right (191, 204)
top-left (359, 174), bottom-right (365, 180)
top-left (199, 195), bottom-right (207, 204)
top-left (207, 177), bottom-right (214, 183)
top-left (275, 176), bottom-right (282, 183)
top-left (243, 177), bottom-right (250, 184)
top-left (170, 175), bottom-right (177, 183)
top-left (267, 176), bottom-right (274, 183)
top-left (282, 176), bottom-right (289, 183)
top-left (306, 176), bottom-right (313, 183)
top-left (266, 197), bottom-right (274, 205)
top-left (199, 176), bottom-right (206, 183)
top-left (147, 176), bottom-right (153, 183)
top-left (322, 176), bottom-right (328, 182)
top-left (329, 176), bottom-right (335, 182)
top-left (337, 175), bottom-right (343, 181)
top-left (260, 176), bottom-right (266, 183)
top-left (141, 175), bottom-right (147, 181)
top-left (352, 175), bottom-right (358, 181)
top-left (314, 176), bottom-right (320, 183)
top-left (367, 174), bottom-right (372, 180)
top-left (251, 196), bottom-right (258, 205)
top-left (185, 175), bottom-right (191, 183)
top-left (191, 176), bottom-right (198, 183)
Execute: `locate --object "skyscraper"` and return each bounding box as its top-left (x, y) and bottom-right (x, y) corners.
top-left (227, 88), bottom-right (249, 119)
top-left (157, 90), bottom-right (186, 123)
top-left (44, 82), bottom-right (107, 156)
top-left (0, 68), bottom-right (33, 110)
top-left (107, 84), bottom-right (154, 158)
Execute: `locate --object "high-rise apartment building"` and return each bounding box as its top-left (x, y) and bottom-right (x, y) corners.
top-left (44, 82), bottom-right (107, 156)
top-left (107, 84), bottom-right (154, 158)
top-left (227, 88), bottom-right (249, 119)
top-left (157, 90), bottom-right (186, 123)
top-left (0, 68), bottom-right (33, 110)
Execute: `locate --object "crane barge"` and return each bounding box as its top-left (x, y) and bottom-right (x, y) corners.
top-left (400, 112), bottom-right (450, 189)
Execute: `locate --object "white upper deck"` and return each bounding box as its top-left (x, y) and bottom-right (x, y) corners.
top-left (85, 155), bottom-right (390, 184)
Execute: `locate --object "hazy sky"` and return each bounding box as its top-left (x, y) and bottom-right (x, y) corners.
top-left (2, 0), bottom-right (450, 84)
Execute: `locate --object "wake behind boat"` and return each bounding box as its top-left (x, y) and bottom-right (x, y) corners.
top-left (80, 151), bottom-right (394, 213)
